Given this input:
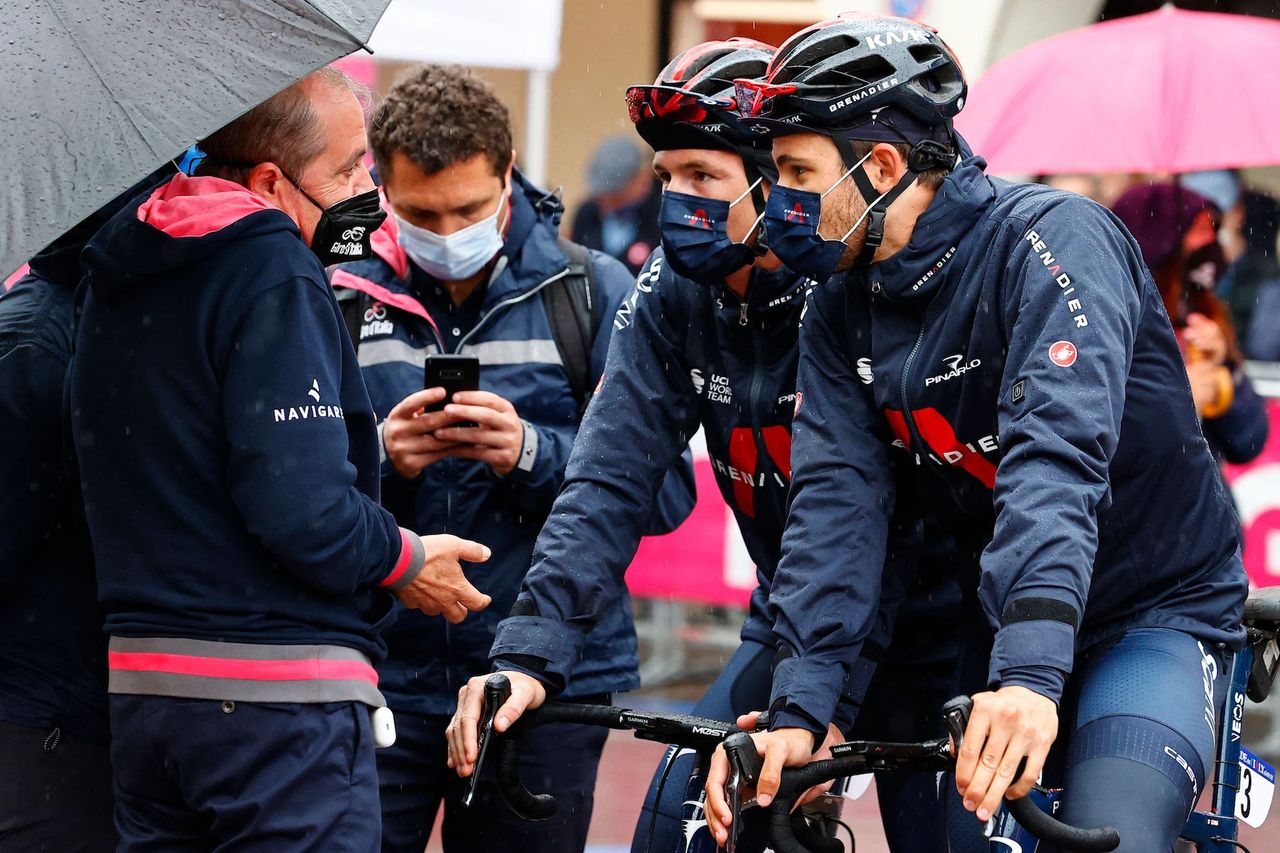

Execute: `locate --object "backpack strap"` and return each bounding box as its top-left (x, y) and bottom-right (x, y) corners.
top-left (336, 287), bottom-right (366, 351)
top-left (545, 238), bottom-right (602, 417)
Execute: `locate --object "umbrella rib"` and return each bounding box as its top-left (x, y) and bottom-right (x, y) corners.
top-left (39, 0), bottom-right (167, 160)
top-left (294, 0), bottom-right (373, 52)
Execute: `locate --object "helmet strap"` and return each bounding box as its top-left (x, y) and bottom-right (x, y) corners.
top-left (739, 150), bottom-right (771, 257)
top-left (831, 132), bottom-right (921, 265)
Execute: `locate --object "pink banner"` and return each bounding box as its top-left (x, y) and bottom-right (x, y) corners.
top-left (1225, 399), bottom-right (1280, 589)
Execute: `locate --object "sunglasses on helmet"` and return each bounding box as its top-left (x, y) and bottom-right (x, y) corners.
top-left (625, 85), bottom-right (737, 127)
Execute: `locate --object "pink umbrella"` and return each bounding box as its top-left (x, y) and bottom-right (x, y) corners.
top-left (955, 6), bottom-right (1280, 175)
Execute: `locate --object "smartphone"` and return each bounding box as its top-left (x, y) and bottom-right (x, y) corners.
top-left (424, 354), bottom-right (480, 427)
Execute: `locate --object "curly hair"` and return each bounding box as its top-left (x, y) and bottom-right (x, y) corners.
top-left (370, 64), bottom-right (513, 181)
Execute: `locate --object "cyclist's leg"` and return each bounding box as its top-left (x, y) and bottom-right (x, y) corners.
top-left (1049, 628), bottom-right (1229, 853)
top-left (630, 638), bottom-right (774, 853)
top-left (376, 712), bottom-right (446, 853)
top-left (857, 601), bottom-right (992, 853)
top-left (442, 711), bottom-right (610, 853)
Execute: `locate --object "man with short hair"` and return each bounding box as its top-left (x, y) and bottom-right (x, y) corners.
top-left (333, 63), bottom-right (691, 853)
top-left (71, 69), bottom-right (492, 852)
top-left (705, 15), bottom-right (1247, 851)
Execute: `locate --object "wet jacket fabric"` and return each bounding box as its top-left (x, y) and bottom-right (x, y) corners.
top-left (332, 172), bottom-right (694, 713)
top-left (490, 249), bottom-right (815, 693)
top-left (768, 156), bottom-right (1248, 735)
top-left (0, 228), bottom-right (108, 741)
top-left (72, 174), bottom-right (424, 706)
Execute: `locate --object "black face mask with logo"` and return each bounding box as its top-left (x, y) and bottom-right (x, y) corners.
top-left (286, 176), bottom-right (387, 266)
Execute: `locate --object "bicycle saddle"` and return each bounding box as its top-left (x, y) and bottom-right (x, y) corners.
top-left (1244, 586), bottom-right (1280, 630)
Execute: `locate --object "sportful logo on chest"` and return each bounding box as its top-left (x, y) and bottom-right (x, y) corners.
top-left (273, 378), bottom-right (345, 423)
top-left (1025, 228), bottom-right (1089, 328)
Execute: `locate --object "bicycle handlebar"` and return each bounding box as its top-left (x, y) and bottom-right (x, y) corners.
top-left (482, 674), bottom-right (742, 820)
top-left (762, 697), bottom-right (1119, 853)
top-left (479, 676), bottom-right (1121, 852)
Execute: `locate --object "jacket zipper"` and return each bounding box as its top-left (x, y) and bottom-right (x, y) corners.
top-left (898, 308), bottom-right (930, 465)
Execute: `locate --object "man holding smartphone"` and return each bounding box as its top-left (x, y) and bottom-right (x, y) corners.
top-left (333, 64), bottom-right (694, 853)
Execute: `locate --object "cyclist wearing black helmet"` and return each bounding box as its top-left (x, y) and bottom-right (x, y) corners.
top-left (449, 38), bottom-right (977, 853)
top-left (704, 14), bottom-right (1247, 852)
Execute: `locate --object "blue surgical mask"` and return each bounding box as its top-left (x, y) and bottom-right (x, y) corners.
top-left (763, 150), bottom-right (887, 282)
top-left (396, 188), bottom-right (508, 281)
top-left (658, 179), bottom-right (764, 281)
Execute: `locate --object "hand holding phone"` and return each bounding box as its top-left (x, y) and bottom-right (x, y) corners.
top-left (424, 354), bottom-right (480, 427)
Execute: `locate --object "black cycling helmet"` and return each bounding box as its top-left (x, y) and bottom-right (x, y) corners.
top-left (734, 14), bottom-right (967, 265)
top-left (735, 12), bottom-right (966, 148)
top-left (626, 38), bottom-right (778, 183)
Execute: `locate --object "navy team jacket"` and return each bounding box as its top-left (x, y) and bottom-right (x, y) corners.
top-left (72, 174), bottom-right (427, 707)
top-left (768, 155), bottom-right (1249, 735)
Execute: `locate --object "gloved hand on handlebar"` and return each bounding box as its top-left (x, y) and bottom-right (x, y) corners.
top-left (446, 670), bottom-right (547, 777)
top-left (703, 717), bottom-right (843, 848)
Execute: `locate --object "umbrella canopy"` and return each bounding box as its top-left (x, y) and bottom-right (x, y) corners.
top-left (954, 6), bottom-right (1280, 176)
top-left (1, 0), bottom-right (393, 278)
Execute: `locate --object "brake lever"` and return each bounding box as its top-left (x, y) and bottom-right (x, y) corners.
top-left (463, 674), bottom-right (510, 807)
top-left (722, 731), bottom-right (765, 852)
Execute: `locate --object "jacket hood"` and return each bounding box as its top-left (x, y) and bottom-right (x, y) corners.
top-left (27, 166), bottom-right (176, 288)
top-left (872, 154), bottom-right (994, 305)
top-left (83, 174), bottom-right (303, 299)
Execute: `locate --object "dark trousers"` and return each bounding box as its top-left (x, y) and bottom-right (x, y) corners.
top-left (109, 695), bottom-right (380, 853)
top-left (0, 720), bottom-right (115, 852)
top-left (378, 708), bottom-right (609, 853)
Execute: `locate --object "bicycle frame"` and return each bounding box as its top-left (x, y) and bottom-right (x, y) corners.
top-left (1179, 641), bottom-right (1253, 852)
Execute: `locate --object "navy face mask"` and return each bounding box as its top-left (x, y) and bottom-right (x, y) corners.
top-left (763, 150), bottom-right (887, 283)
top-left (658, 180), bottom-right (764, 282)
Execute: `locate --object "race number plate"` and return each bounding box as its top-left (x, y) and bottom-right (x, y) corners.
top-left (1237, 746), bottom-right (1276, 828)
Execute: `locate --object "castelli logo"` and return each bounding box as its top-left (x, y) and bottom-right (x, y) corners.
top-left (1049, 340), bottom-right (1078, 367)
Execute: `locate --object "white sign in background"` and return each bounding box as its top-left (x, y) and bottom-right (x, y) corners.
top-left (369, 0), bottom-right (563, 70)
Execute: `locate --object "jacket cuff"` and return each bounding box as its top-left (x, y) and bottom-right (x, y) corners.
top-left (379, 528), bottom-right (425, 591)
top-left (489, 615), bottom-right (579, 694)
top-left (767, 707), bottom-right (825, 748)
top-left (769, 655), bottom-right (845, 741)
top-left (507, 419), bottom-right (539, 476)
top-left (988, 619), bottom-right (1075, 704)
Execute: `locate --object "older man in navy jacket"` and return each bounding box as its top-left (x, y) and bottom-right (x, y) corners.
top-left (71, 69), bottom-right (492, 852)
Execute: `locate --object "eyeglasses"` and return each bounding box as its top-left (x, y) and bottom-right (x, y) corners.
top-left (625, 85), bottom-right (737, 127)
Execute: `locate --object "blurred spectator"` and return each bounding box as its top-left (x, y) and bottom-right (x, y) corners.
top-left (570, 134), bottom-right (661, 274)
top-left (1041, 171), bottom-right (1138, 207)
top-left (1183, 170), bottom-right (1280, 361)
top-left (1113, 182), bottom-right (1268, 465)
